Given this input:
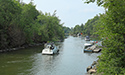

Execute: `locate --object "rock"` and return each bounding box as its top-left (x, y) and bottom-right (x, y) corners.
top-left (87, 66), bottom-right (92, 72)
top-left (92, 61), bottom-right (97, 66)
top-left (88, 69), bottom-right (96, 74)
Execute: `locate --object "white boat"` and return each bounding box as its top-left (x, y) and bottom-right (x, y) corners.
top-left (85, 36), bottom-right (90, 41)
top-left (42, 43), bottom-right (59, 55)
top-left (77, 33), bottom-right (81, 37)
top-left (84, 43), bottom-right (93, 52)
top-left (84, 41), bottom-right (102, 53)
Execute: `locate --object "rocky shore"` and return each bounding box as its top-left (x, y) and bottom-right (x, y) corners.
top-left (86, 60), bottom-right (98, 75)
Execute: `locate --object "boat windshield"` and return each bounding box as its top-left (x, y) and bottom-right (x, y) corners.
top-left (46, 45), bottom-right (51, 48)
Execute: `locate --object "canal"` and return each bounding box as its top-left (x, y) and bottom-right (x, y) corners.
top-left (0, 36), bottom-right (101, 75)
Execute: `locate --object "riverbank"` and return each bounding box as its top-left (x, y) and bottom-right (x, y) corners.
top-left (86, 60), bottom-right (104, 75)
top-left (0, 43), bottom-right (43, 53)
top-left (86, 60), bottom-right (98, 74)
top-left (0, 39), bottom-right (64, 53)
top-left (85, 40), bottom-right (103, 75)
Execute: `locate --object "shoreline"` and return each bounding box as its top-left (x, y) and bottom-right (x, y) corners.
top-left (0, 43), bottom-right (43, 53)
top-left (0, 40), bottom-right (63, 53)
top-left (0, 39), bottom-right (64, 53)
top-left (86, 60), bottom-right (98, 75)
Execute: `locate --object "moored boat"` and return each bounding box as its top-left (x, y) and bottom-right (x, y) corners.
top-left (84, 42), bottom-right (101, 53)
top-left (84, 43), bottom-right (93, 52)
top-left (85, 36), bottom-right (90, 41)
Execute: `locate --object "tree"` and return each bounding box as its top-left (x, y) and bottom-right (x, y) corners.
top-left (0, 0), bottom-right (22, 48)
top-left (21, 2), bottom-right (39, 44)
top-left (34, 11), bottom-right (64, 42)
top-left (63, 26), bottom-right (71, 36)
top-left (84, 0), bottom-right (125, 74)
top-left (0, 0), bottom-right (65, 50)
top-left (84, 15), bottom-right (100, 36)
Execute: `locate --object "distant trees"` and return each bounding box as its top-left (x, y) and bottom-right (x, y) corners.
top-left (63, 26), bottom-right (71, 36)
top-left (73, 25), bottom-right (82, 34)
top-left (0, 0), bottom-right (64, 49)
top-left (71, 15), bottom-right (100, 37)
top-left (70, 24), bottom-right (84, 36)
top-left (84, 15), bottom-right (100, 36)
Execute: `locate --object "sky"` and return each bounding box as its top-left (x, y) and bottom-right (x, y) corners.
top-left (22, 0), bottom-right (105, 28)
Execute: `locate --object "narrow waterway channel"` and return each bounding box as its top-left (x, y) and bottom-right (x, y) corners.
top-left (0, 36), bottom-right (101, 75)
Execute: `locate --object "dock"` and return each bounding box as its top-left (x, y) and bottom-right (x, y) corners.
top-left (93, 48), bottom-right (102, 53)
top-left (84, 41), bottom-right (102, 53)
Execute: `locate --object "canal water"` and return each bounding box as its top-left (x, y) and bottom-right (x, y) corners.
top-left (0, 36), bottom-right (101, 75)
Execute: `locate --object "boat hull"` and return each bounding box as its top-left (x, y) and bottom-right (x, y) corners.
top-left (85, 38), bottom-right (90, 41)
top-left (42, 52), bottom-right (53, 55)
top-left (84, 49), bottom-right (93, 53)
top-left (42, 46), bottom-right (59, 55)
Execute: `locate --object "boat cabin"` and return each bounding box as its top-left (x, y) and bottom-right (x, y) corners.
top-left (84, 43), bottom-right (92, 49)
top-left (44, 43), bottom-right (55, 50)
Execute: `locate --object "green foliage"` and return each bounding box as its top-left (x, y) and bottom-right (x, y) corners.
top-left (63, 26), bottom-right (71, 36)
top-left (35, 12), bottom-right (65, 42)
top-left (73, 25), bottom-right (82, 34)
top-left (84, 0), bottom-right (104, 6)
top-left (0, 0), bottom-right (22, 48)
top-left (84, 0), bottom-right (125, 74)
top-left (71, 15), bottom-right (100, 37)
top-left (0, 0), bottom-right (65, 49)
top-left (70, 23), bottom-right (84, 36)
top-left (84, 15), bottom-right (100, 36)
top-left (20, 2), bottom-right (39, 43)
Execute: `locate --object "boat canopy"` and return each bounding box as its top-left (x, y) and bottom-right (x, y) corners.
top-left (84, 43), bottom-right (92, 46)
top-left (86, 36), bottom-right (89, 39)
